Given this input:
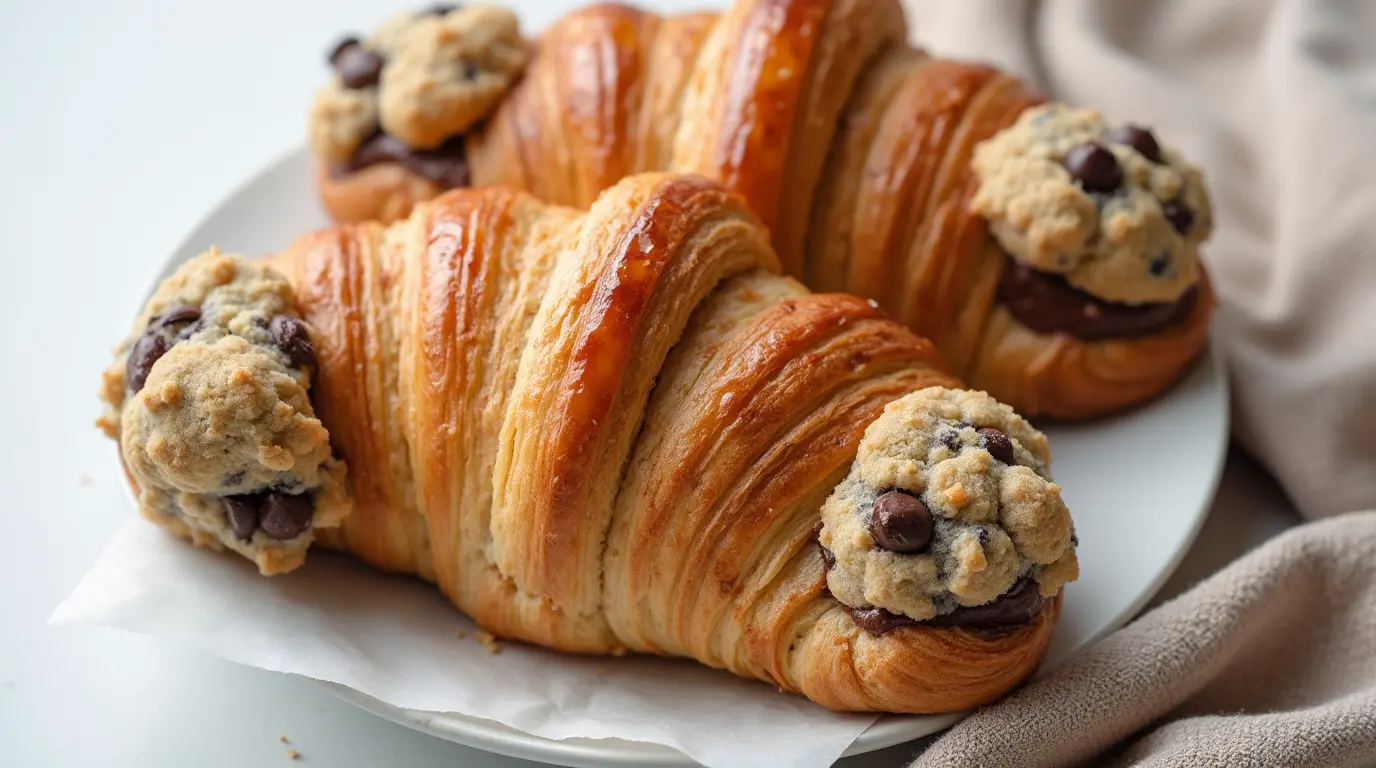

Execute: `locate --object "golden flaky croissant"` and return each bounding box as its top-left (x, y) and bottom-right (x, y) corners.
top-left (99, 174), bottom-right (1078, 714)
top-left (307, 0), bottom-right (1216, 420)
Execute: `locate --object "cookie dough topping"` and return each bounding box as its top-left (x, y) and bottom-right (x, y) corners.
top-left (818, 388), bottom-right (1078, 630)
top-left (971, 103), bottom-right (1213, 305)
top-left (309, 4), bottom-right (529, 165)
top-left (98, 250), bottom-right (351, 575)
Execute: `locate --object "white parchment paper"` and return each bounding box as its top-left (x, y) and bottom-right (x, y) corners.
top-left (51, 518), bottom-right (875, 767)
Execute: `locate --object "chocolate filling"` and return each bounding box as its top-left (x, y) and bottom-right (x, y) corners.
top-left (333, 131), bottom-right (471, 189)
top-left (846, 578), bottom-right (1047, 635)
top-left (997, 258), bottom-right (1197, 341)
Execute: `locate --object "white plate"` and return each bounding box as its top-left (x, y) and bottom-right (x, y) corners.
top-left (155, 146), bottom-right (1229, 767)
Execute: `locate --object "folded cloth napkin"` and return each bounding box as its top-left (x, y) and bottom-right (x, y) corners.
top-left (896, 0), bottom-right (1376, 763)
top-left (903, 0), bottom-right (1376, 521)
top-left (913, 511), bottom-right (1376, 767)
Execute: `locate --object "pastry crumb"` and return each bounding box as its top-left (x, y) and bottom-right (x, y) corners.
top-left (594, 665), bottom-right (610, 676)
top-left (279, 735), bottom-right (290, 744)
top-left (454, 629), bottom-right (467, 639)
top-left (286, 749), bottom-right (300, 760)
top-left (474, 630), bottom-right (501, 654)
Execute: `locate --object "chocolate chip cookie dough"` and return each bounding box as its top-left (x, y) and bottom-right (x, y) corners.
top-left (309, 4), bottom-right (529, 179)
top-left (98, 249), bottom-right (350, 575)
top-left (971, 103), bottom-right (1213, 306)
top-left (818, 388), bottom-right (1078, 632)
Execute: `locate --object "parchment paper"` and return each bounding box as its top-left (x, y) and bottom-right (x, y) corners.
top-left (51, 519), bottom-right (876, 768)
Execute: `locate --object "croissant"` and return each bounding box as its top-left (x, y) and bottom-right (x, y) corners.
top-left (98, 173), bottom-right (1079, 714)
top-left (307, 0), bottom-right (1216, 421)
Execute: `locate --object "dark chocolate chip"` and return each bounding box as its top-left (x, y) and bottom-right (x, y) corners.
top-left (153, 305), bottom-right (202, 329)
top-left (328, 36), bottom-right (361, 67)
top-left (923, 579), bottom-right (1046, 628)
top-left (869, 491), bottom-right (934, 554)
top-left (259, 492), bottom-right (314, 540)
top-left (126, 332), bottom-right (169, 393)
top-left (421, 3), bottom-right (460, 16)
top-left (1106, 125), bottom-right (1163, 164)
top-left (269, 315), bottom-right (316, 369)
top-left (1070, 533), bottom-right (1080, 547)
top-left (1149, 252), bottom-right (1172, 277)
top-left (819, 544), bottom-right (836, 570)
top-left (1063, 142), bottom-right (1123, 193)
top-left (223, 495), bottom-right (263, 541)
top-left (938, 427), bottom-right (965, 452)
top-left (978, 428), bottom-right (1015, 464)
top-left (462, 60), bottom-right (479, 80)
top-left (1163, 202), bottom-right (1195, 235)
top-left (848, 607), bottom-right (909, 635)
top-left (977, 527), bottom-right (991, 545)
top-left (336, 46), bottom-right (384, 89)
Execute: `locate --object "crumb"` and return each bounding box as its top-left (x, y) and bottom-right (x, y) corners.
top-left (474, 630), bottom-right (501, 654)
top-left (279, 735), bottom-right (289, 744)
top-left (453, 629), bottom-right (467, 639)
top-left (286, 749), bottom-right (300, 760)
top-left (594, 665), bottom-right (610, 676)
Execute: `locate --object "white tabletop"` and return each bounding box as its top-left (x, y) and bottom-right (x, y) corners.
top-left (0, 1), bottom-right (1301, 765)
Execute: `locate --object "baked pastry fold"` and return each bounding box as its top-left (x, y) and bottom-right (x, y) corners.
top-left (100, 174), bottom-right (1077, 713)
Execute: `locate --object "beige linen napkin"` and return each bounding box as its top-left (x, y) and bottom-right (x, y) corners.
top-left (893, 0), bottom-right (1376, 763)
top-left (914, 511), bottom-right (1376, 767)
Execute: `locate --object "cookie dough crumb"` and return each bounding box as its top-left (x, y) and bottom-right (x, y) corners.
top-left (454, 629), bottom-right (467, 638)
top-left (285, 748), bottom-right (300, 760)
top-left (972, 103), bottom-right (1213, 304)
top-left (474, 630), bottom-right (502, 654)
top-left (819, 387), bottom-right (1077, 621)
top-left (279, 736), bottom-right (289, 745)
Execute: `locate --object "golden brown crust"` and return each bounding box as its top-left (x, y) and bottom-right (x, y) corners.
top-left (248, 172), bottom-right (1067, 708)
top-left (314, 160), bottom-right (442, 227)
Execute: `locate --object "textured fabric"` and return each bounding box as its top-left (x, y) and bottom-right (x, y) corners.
top-left (899, 1), bottom-right (1376, 764)
top-left (903, 0), bottom-right (1376, 522)
top-left (915, 512), bottom-right (1376, 767)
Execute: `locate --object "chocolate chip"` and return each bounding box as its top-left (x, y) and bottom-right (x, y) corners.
top-left (126, 332), bottom-right (169, 393)
top-left (923, 579), bottom-right (1046, 628)
top-left (978, 428), bottom-right (1014, 464)
top-left (336, 46), bottom-right (384, 89)
top-left (421, 3), bottom-right (460, 16)
top-left (259, 492), bottom-right (314, 540)
top-left (939, 430), bottom-right (962, 452)
top-left (223, 495), bottom-right (262, 541)
top-left (869, 491), bottom-right (934, 554)
top-left (152, 305), bottom-right (202, 329)
top-left (328, 36), bottom-right (361, 66)
top-left (1149, 253), bottom-right (1172, 277)
top-left (848, 606), bottom-right (911, 635)
top-left (269, 315), bottom-right (316, 369)
top-left (1063, 142), bottom-right (1123, 193)
top-left (462, 61), bottom-right (479, 80)
top-left (977, 527), bottom-right (991, 545)
top-left (1106, 125), bottom-right (1163, 164)
top-left (819, 544), bottom-right (836, 570)
top-left (1163, 202), bottom-right (1195, 235)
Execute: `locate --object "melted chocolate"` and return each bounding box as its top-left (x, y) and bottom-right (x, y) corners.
top-left (997, 258), bottom-right (1197, 341)
top-left (334, 131), bottom-right (471, 189)
top-left (847, 579), bottom-right (1047, 635)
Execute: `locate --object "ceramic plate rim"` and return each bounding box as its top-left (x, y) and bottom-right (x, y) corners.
top-left (143, 145), bottom-right (1230, 767)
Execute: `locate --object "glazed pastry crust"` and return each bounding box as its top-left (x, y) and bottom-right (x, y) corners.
top-left (108, 173), bottom-right (1074, 713)
top-left (311, 0), bottom-right (1212, 420)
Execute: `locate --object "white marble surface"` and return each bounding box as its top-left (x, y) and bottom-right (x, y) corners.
top-left (0, 0), bottom-right (1301, 764)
